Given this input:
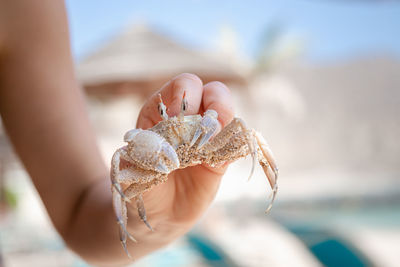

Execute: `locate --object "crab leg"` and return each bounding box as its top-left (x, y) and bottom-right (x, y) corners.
top-left (202, 119), bottom-right (278, 212)
top-left (125, 177), bottom-right (167, 226)
top-left (254, 131), bottom-right (279, 213)
top-left (112, 185), bottom-right (136, 258)
top-left (111, 148), bottom-right (132, 202)
top-left (135, 194), bottom-right (153, 231)
top-left (111, 166), bottom-right (166, 259)
top-left (119, 197), bottom-right (135, 258)
top-left (204, 118), bottom-right (258, 181)
top-left (111, 149), bottom-right (138, 257)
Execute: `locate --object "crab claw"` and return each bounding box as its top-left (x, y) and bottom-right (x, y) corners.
top-left (126, 130), bottom-right (180, 174)
top-left (162, 141), bottom-right (180, 169)
top-left (190, 109), bottom-right (219, 149)
top-left (155, 141), bottom-right (180, 173)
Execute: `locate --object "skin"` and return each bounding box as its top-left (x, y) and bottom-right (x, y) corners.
top-left (0, 1), bottom-right (234, 266)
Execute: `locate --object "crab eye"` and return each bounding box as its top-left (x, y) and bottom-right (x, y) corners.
top-left (182, 100), bottom-right (188, 111)
top-left (158, 104), bottom-right (163, 115)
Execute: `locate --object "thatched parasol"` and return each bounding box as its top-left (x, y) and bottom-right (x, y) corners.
top-left (77, 24), bottom-right (247, 98)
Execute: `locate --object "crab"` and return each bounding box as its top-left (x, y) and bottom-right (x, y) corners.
top-left (111, 92), bottom-right (278, 257)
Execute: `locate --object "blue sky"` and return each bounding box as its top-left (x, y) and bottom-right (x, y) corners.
top-left (66, 0), bottom-right (400, 63)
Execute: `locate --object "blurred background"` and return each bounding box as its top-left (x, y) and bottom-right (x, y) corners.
top-left (1, 0), bottom-right (400, 266)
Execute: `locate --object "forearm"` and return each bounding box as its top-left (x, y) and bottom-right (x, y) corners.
top-left (0, 0), bottom-right (158, 265)
top-left (0, 0), bottom-right (102, 232)
top-left (0, 1), bottom-right (188, 265)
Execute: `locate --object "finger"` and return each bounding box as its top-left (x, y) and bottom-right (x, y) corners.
top-left (136, 73), bottom-right (203, 129)
top-left (199, 82), bottom-right (234, 173)
top-left (202, 81), bottom-right (234, 129)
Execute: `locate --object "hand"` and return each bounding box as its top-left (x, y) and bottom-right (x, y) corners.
top-left (131, 73), bottom-right (234, 241)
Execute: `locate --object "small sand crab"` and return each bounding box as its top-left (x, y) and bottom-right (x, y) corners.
top-left (111, 92), bottom-right (278, 257)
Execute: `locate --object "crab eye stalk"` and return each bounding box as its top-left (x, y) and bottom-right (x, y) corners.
top-left (182, 99), bottom-right (188, 112)
top-left (158, 94), bottom-right (168, 120)
top-left (180, 91), bottom-right (188, 118)
top-left (158, 104), bottom-right (163, 115)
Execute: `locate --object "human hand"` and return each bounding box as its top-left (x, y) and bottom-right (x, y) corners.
top-left (129, 73), bottom-right (234, 247)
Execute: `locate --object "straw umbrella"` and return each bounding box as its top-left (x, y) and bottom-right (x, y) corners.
top-left (77, 24), bottom-right (247, 99)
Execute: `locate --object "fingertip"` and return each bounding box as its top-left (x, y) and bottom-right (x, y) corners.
top-left (172, 73), bottom-right (203, 86)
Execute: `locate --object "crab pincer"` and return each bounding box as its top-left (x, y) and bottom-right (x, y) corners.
top-left (123, 129), bottom-right (180, 173)
top-left (190, 109), bottom-right (219, 149)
